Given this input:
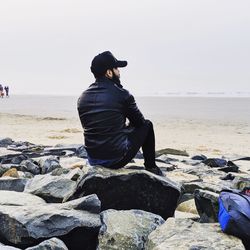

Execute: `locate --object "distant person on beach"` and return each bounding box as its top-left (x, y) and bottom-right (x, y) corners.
top-left (0, 84), bottom-right (4, 98)
top-left (77, 51), bottom-right (164, 176)
top-left (4, 86), bottom-right (9, 97)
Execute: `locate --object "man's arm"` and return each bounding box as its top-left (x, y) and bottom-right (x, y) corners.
top-left (124, 93), bottom-right (145, 128)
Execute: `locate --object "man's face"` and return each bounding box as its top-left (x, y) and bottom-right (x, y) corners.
top-left (112, 68), bottom-right (120, 79)
top-left (105, 68), bottom-right (121, 84)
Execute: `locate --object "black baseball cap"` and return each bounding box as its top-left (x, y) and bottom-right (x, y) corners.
top-left (91, 51), bottom-right (127, 77)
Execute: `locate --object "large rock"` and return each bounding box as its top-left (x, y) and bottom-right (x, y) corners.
top-left (0, 177), bottom-right (28, 192)
top-left (0, 242), bottom-right (20, 249)
top-left (24, 174), bottom-right (77, 203)
top-left (56, 194), bottom-right (101, 214)
top-left (70, 166), bottom-right (182, 220)
top-left (0, 195), bottom-right (101, 250)
top-left (194, 189), bottom-right (219, 223)
top-left (25, 238), bottom-right (68, 250)
top-left (145, 218), bottom-right (245, 249)
top-left (98, 209), bottom-right (164, 250)
top-left (0, 190), bottom-right (46, 206)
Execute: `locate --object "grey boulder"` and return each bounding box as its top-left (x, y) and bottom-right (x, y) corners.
top-left (98, 209), bottom-right (164, 250)
top-left (0, 195), bottom-right (101, 250)
top-left (146, 218), bottom-right (245, 250)
top-left (24, 174), bottom-right (77, 203)
top-left (0, 190), bottom-right (46, 206)
top-left (70, 166), bottom-right (182, 219)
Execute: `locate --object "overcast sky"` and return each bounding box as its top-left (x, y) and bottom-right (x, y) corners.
top-left (0, 0), bottom-right (250, 96)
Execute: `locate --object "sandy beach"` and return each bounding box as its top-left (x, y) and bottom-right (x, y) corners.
top-left (1, 95), bottom-right (250, 158)
top-left (1, 95), bottom-right (250, 249)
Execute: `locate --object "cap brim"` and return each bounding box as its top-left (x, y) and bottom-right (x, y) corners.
top-left (116, 60), bottom-right (127, 68)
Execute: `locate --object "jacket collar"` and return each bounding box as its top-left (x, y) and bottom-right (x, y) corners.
top-left (95, 76), bottom-right (123, 88)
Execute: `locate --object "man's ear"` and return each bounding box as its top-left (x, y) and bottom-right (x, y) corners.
top-left (105, 69), bottom-right (113, 78)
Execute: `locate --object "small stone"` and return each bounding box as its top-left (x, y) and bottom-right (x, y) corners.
top-left (0, 138), bottom-right (14, 147)
top-left (231, 176), bottom-right (250, 190)
top-left (156, 148), bottom-right (189, 157)
top-left (69, 161), bottom-right (86, 169)
top-left (2, 168), bottom-right (19, 178)
top-left (11, 155), bottom-right (29, 164)
top-left (51, 168), bottom-right (70, 176)
top-left (39, 156), bottom-right (61, 174)
top-left (20, 159), bottom-right (40, 175)
top-left (177, 199), bottom-right (198, 215)
top-left (0, 164), bottom-right (11, 177)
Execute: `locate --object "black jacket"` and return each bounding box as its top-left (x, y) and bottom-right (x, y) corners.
top-left (77, 77), bottom-right (145, 159)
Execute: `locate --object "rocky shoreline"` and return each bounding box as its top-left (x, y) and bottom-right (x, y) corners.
top-left (0, 138), bottom-right (249, 249)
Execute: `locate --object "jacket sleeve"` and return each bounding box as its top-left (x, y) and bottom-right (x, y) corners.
top-left (123, 91), bottom-right (145, 128)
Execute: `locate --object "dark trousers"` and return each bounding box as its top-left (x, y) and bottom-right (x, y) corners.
top-left (109, 120), bottom-right (157, 169)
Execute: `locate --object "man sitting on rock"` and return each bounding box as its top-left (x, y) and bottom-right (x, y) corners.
top-left (77, 51), bottom-right (164, 176)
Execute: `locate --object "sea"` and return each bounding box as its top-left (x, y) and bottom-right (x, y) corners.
top-left (1, 94), bottom-right (250, 122)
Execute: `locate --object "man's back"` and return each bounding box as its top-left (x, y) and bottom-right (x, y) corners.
top-left (78, 77), bottom-right (133, 160)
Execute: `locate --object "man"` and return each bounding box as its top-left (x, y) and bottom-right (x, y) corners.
top-left (0, 84), bottom-right (4, 98)
top-left (77, 51), bottom-right (164, 176)
top-left (4, 86), bottom-right (9, 97)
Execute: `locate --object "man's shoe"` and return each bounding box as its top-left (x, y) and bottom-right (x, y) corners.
top-left (147, 166), bottom-right (165, 177)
